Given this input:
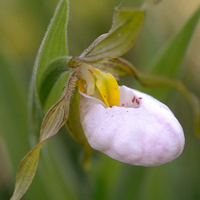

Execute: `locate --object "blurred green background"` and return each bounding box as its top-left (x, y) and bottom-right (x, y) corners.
top-left (0, 0), bottom-right (200, 199)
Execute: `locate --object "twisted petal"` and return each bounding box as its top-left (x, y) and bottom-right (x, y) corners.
top-left (79, 85), bottom-right (185, 166)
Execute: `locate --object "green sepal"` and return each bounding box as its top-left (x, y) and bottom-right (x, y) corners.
top-left (39, 68), bottom-right (80, 142)
top-left (90, 57), bottom-right (139, 79)
top-left (66, 88), bottom-right (93, 169)
top-left (80, 8), bottom-right (145, 62)
top-left (11, 68), bottom-right (79, 200)
top-left (10, 141), bottom-right (45, 200)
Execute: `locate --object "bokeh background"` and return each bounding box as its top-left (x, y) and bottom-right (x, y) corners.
top-left (0, 0), bottom-right (200, 199)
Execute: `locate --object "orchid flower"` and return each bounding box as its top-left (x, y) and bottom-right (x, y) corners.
top-left (74, 63), bottom-right (185, 167)
top-left (11, 1), bottom-right (200, 199)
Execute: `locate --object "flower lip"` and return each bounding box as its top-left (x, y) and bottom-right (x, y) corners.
top-left (119, 85), bottom-right (142, 108)
top-left (79, 85), bottom-right (185, 166)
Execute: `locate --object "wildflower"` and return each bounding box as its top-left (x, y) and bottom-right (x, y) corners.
top-left (12, 4), bottom-right (199, 199)
top-left (78, 65), bottom-right (185, 166)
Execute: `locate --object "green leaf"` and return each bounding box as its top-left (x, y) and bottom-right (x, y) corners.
top-left (138, 5), bottom-right (200, 105)
top-left (43, 70), bottom-right (69, 113)
top-left (149, 5), bottom-right (200, 77)
top-left (142, 5), bottom-right (200, 137)
top-left (35, 0), bottom-right (69, 96)
top-left (80, 8), bottom-right (145, 62)
top-left (28, 0), bottom-right (70, 138)
top-left (39, 56), bottom-right (69, 107)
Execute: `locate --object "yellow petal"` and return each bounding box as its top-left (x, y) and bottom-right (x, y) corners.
top-left (94, 70), bottom-right (120, 107)
top-left (78, 65), bottom-right (120, 107)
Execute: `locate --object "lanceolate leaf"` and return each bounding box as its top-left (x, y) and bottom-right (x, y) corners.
top-left (138, 5), bottom-right (200, 105)
top-left (28, 0), bottom-right (69, 138)
top-left (141, 5), bottom-right (200, 137)
top-left (148, 5), bottom-right (200, 77)
top-left (43, 71), bottom-right (69, 113)
top-left (35, 0), bottom-right (69, 96)
top-left (39, 56), bottom-right (69, 107)
top-left (80, 8), bottom-right (145, 62)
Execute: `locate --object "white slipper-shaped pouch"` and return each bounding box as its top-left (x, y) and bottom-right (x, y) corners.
top-left (79, 85), bottom-right (185, 166)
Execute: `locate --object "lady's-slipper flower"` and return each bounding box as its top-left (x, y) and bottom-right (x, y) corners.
top-left (11, 3), bottom-right (200, 200)
top-left (78, 67), bottom-right (185, 166)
